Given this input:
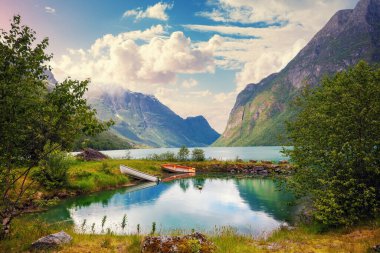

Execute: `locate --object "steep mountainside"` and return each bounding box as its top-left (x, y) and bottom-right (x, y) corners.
top-left (214, 0), bottom-right (380, 146)
top-left (89, 90), bottom-right (220, 147)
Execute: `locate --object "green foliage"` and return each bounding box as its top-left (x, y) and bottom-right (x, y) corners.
top-left (121, 214), bottom-right (127, 230)
top-left (146, 151), bottom-right (177, 161)
top-left (285, 61), bottom-right (380, 226)
top-left (151, 221), bottom-right (156, 235)
top-left (72, 131), bottom-right (132, 151)
top-left (192, 149), bottom-right (206, 161)
top-left (0, 16), bottom-right (111, 235)
top-left (99, 162), bottom-right (112, 175)
top-left (101, 215), bottom-right (107, 230)
top-left (178, 146), bottom-right (190, 161)
top-left (32, 152), bottom-right (74, 189)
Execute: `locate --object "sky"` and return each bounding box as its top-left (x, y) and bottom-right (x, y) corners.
top-left (0, 0), bottom-right (359, 132)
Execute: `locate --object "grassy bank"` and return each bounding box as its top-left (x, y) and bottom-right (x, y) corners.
top-left (4, 159), bottom-right (379, 252)
top-left (39, 158), bottom-right (291, 198)
top-left (1, 218), bottom-right (379, 252)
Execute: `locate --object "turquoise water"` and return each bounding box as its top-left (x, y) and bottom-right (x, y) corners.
top-left (100, 146), bottom-right (290, 161)
top-left (34, 178), bottom-right (295, 236)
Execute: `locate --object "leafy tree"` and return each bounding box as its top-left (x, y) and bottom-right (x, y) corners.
top-left (192, 149), bottom-right (205, 161)
top-left (0, 16), bottom-right (111, 237)
top-left (177, 146), bottom-right (190, 161)
top-left (284, 61), bottom-right (380, 226)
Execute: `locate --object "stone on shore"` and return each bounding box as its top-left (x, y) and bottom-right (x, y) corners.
top-left (142, 232), bottom-right (215, 253)
top-left (76, 148), bottom-right (108, 161)
top-left (31, 231), bottom-right (72, 250)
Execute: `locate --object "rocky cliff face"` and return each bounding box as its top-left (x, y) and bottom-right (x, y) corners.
top-left (90, 90), bottom-right (220, 147)
top-left (214, 0), bottom-right (380, 146)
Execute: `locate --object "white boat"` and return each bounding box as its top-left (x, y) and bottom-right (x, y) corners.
top-left (120, 165), bottom-right (160, 182)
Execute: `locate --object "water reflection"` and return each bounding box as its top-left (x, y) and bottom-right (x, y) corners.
top-left (34, 178), bottom-right (294, 236)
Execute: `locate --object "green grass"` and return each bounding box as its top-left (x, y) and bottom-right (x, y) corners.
top-left (66, 159), bottom-right (166, 193)
top-left (1, 218), bottom-right (379, 253)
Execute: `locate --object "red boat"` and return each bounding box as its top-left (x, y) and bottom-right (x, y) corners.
top-left (161, 164), bottom-right (196, 173)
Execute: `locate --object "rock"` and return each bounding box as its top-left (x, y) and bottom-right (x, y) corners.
top-left (373, 244), bottom-right (380, 252)
top-left (266, 242), bottom-right (282, 250)
top-left (249, 160), bottom-right (257, 163)
top-left (255, 166), bottom-right (265, 171)
top-left (279, 160), bottom-right (289, 164)
top-left (76, 148), bottom-right (108, 161)
top-left (31, 231), bottom-right (72, 250)
top-left (261, 160), bottom-right (273, 164)
top-left (142, 232), bottom-right (215, 253)
top-left (275, 168), bottom-right (282, 173)
top-left (258, 169), bottom-right (268, 175)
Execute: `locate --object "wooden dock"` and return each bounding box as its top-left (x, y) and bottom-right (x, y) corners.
top-left (120, 165), bottom-right (160, 182)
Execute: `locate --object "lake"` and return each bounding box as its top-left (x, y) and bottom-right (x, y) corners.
top-left (99, 146), bottom-right (290, 161)
top-left (33, 177), bottom-right (295, 236)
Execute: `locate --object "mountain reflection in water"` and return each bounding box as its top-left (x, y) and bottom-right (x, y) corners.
top-left (33, 178), bottom-right (295, 236)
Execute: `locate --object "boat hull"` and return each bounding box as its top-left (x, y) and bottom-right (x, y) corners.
top-left (120, 165), bottom-right (160, 182)
top-left (161, 164), bottom-right (196, 173)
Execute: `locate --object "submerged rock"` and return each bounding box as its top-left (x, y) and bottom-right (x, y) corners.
top-left (142, 232), bottom-right (215, 253)
top-left (31, 231), bottom-right (72, 250)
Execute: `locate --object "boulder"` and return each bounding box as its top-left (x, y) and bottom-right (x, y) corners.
top-left (76, 148), bottom-right (108, 161)
top-left (31, 231), bottom-right (72, 250)
top-left (142, 232), bottom-right (215, 253)
top-left (258, 169), bottom-right (268, 175)
top-left (255, 166), bottom-right (265, 171)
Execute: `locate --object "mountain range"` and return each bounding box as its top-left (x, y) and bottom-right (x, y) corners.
top-left (214, 0), bottom-right (380, 146)
top-left (88, 90), bottom-right (220, 148)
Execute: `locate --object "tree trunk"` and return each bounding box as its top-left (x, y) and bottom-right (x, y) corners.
top-left (0, 216), bottom-right (12, 239)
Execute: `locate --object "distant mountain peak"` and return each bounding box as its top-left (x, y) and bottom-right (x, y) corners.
top-left (89, 88), bottom-right (220, 147)
top-left (214, 0), bottom-right (380, 147)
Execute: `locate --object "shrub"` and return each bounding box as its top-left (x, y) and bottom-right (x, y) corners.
top-left (99, 162), bottom-right (112, 174)
top-left (178, 146), bottom-right (190, 161)
top-left (146, 152), bottom-right (177, 161)
top-left (32, 152), bottom-right (74, 190)
top-left (192, 149), bottom-right (205, 161)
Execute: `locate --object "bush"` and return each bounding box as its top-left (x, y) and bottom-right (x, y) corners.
top-left (146, 152), bottom-right (177, 161)
top-left (192, 149), bottom-right (205, 161)
top-left (285, 61), bottom-right (380, 226)
top-left (177, 146), bottom-right (190, 161)
top-left (99, 162), bottom-right (112, 174)
top-left (32, 152), bottom-right (74, 190)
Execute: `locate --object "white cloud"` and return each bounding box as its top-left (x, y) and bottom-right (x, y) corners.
top-left (53, 0), bottom-right (360, 133)
top-left (44, 6), bottom-right (56, 14)
top-left (198, 0), bottom-right (357, 26)
top-left (155, 86), bottom-right (237, 132)
top-left (123, 2), bottom-right (173, 21)
top-left (182, 79), bottom-right (198, 89)
top-left (187, 0), bottom-right (358, 90)
top-left (52, 25), bottom-right (216, 93)
top-left (189, 24), bottom-right (309, 89)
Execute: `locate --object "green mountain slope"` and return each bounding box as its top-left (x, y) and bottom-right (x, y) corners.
top-left (214, 0), bottom-right (380, 146)
top-left (72, 131), bottom-right (133, 151)
top-left (89, 89), bottom-right (220, 148)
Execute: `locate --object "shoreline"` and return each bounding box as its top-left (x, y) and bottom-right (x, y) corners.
top-left (28, 159), bottom-right (293, 214)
